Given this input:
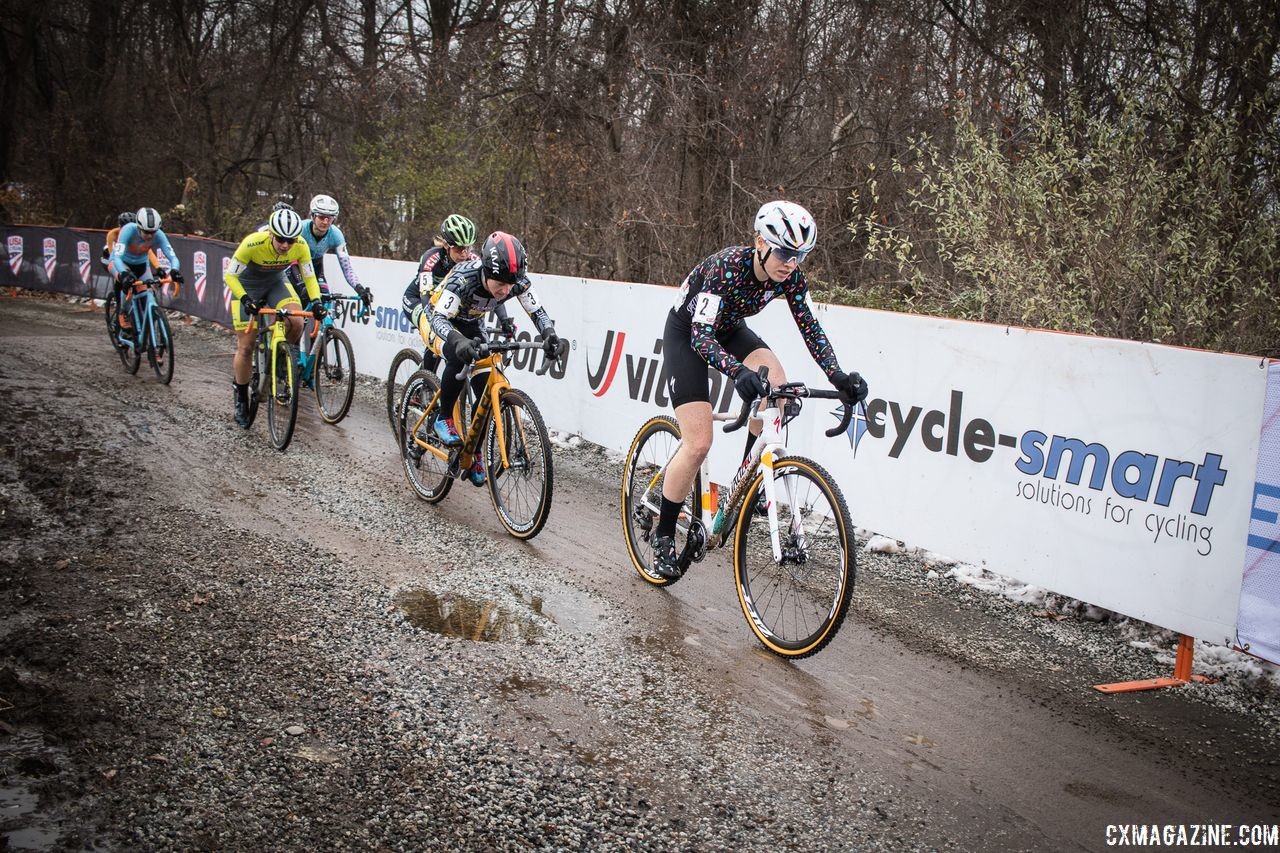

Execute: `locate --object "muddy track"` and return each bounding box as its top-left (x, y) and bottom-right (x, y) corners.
top-left (1, 294), bottom-right (1277, 851)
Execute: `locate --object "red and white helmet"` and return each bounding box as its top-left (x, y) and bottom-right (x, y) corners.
top-left (754, 201), bottom-right (816, 257)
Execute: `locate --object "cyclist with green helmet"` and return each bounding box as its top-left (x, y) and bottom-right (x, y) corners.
top-left (401, 214), bottom-right (514, 371)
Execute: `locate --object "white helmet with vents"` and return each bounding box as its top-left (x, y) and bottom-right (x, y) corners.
top-left (309, 194), bottom-right (339, 217)
top-left (754, 201), bottom-right (816, 259)
top-left (268, 208), bottom-right (303, 240)
top-left (136, 207), bottom-right (162, 231)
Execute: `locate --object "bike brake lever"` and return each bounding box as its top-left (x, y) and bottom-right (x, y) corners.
top-left (724, 367), bottom-right (769, 433)
top-left (536, 348), bottom-right (557, 376)
top-left (824, 397), bottom-right (861, 438)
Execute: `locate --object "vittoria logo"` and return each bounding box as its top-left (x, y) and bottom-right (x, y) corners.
top-left (586, 329), bottom-right (735, 412)
top-left (588, 330), bottom-right (626, 398)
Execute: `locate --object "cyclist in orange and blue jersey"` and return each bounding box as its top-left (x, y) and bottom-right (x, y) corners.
top-left (109, 207), bottom-right (184, 337)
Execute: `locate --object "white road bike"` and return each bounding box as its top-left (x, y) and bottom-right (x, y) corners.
top-left (620, 368), bottom-right (859, 658)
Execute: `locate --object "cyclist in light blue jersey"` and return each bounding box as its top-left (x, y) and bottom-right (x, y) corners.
top-left (296, 194), bottom-right (373, 309)
top-left (109, 207), bottom-right (184, 339)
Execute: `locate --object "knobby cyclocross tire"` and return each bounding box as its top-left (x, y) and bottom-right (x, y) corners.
top-left (266, 339), bottom-right (300, 450)
top-left (733, 455), bottom-right (855, 659)
top-left (386, 347), bottom-right (422, 437)
top-left (148, 308), bottom-right (175, 385)
top-left (103, 291), bottom-right (122, 349)
top-left (104, 292), bottom-right (141, 374)
top-left (620, 415), bottom-right (702, 587)
top-left (314, 326), bottom-right (355, 424)
top-left (244, 335), bottom-right (266, 429)
top-left (485, 387), bottom-right (553, 540)
top-left (399, 370), bottom-right (453, 503)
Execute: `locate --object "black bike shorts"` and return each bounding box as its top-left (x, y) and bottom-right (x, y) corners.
top-left (663, 310), bottom-right (767, 408)
top-left (232, 277), bottom-right (301, 331)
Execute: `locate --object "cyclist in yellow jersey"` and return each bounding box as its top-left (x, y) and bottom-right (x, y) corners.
top-left (224, 208), bottom-right (325, 427)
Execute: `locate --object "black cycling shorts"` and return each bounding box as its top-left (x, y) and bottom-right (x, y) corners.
top-left (663, 310), bottom-right (767, 408)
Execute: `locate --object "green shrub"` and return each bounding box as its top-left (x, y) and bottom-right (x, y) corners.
top-left (839, 96), bottom-right (1280, 356)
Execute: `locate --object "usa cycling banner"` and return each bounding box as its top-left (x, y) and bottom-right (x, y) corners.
top-left (0, 224), bottom-right (236, 328)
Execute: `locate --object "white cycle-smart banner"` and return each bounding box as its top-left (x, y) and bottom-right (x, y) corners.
top-left (3, 224), bottom-right (1275, 655)
top-left (340, 257), bottom-right (1271, 647)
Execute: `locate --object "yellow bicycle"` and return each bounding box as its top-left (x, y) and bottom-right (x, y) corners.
top-left (244, 305), bottom-right (316, 451)
top-left (398, 332), bottom-right (558, 540)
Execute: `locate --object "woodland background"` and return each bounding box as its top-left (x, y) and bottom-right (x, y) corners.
top-left (2, 0), bottom-right (1278, 354)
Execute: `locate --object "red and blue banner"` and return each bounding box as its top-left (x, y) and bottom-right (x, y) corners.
top-left (1, 224), bottom-right (235, 328)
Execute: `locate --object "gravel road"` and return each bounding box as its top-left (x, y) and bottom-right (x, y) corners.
top-left (2, 293), bottom-right (1278, 852)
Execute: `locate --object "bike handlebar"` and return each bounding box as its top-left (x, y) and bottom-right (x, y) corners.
top-left (255, 305), bottom-right (318, 320)
top-left (721, 366), bottom-right (859, 438)
top-left (453, 336), bottom-right (560, 380)
top-left (318, 292), bottom-right (372, 320)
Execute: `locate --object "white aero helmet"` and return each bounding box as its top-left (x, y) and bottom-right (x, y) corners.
top-left (268, 208), bottom-right (303, 240)
top-left (136, 207), bottom-right (162, 231)
top-left (754, 201), bottom-right (816, 261)
top-left (310, 194), bottom-right (339, 217)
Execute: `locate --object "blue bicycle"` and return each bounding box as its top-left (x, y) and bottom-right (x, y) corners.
top-left (105, 275), bottom-right (176, 384)
top-left (298, 293), bottom-right (368, 424)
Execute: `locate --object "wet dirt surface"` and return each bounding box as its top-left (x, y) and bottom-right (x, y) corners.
top-left (1, 293), bottom-right (1278, 851)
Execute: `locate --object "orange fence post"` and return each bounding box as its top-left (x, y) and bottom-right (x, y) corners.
top-left (1094, 634), bottom-right (1217, 694)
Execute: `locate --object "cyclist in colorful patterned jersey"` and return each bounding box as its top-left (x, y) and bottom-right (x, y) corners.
top-left (294, 194), bottom-right (373, 308)
top-left (224, 208), bottom-right (324, 428)
top-left (109, 207), bottom-right (184, 338)
top-left (648, 201), bottom-right (869, 580)
top-left (400, 214), bottom-right (514, 371)
top-left (413, 231), bottom-right (566, 484)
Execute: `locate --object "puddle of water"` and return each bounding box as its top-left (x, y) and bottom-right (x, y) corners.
top-left (508, 585), bottom-right (604, 634)
top-left (1, 729), bottom-right (67, 851)
top-left (396, 590), bottom-right (543, 643)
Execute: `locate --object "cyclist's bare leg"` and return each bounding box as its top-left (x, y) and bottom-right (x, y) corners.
top-left (233, 324), bottom-right (256, 384)
top-left (284, 314), bottom-right (304, 344)
top-left (662, 401), bottom-right (712, 504)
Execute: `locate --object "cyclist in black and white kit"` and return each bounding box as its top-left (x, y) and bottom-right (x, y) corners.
top-left (412, 230), bottom-right (567, 482)
top-left (401, 214), bottom-right (515, 372)
top-left (649, 201), bottom-right (869, 580)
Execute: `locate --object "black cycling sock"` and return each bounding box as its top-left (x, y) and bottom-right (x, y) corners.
top-left (742, 431), bottom-right (759, 463)
top-left (655, 496), bottom-right (683, 540)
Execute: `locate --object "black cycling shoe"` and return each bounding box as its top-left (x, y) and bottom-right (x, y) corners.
top-left (651, 535), bottom-right (682, 580)
top-left (233, 383), bottom-right (251, 429)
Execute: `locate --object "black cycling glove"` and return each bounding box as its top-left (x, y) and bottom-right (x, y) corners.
top-left (831, 370), bottom-right (869, 403)
top-left (733, 368), bottom-right (769, 402)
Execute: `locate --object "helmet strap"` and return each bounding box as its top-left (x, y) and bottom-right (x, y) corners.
top-left (756, 246), bottom-right (773, 265)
